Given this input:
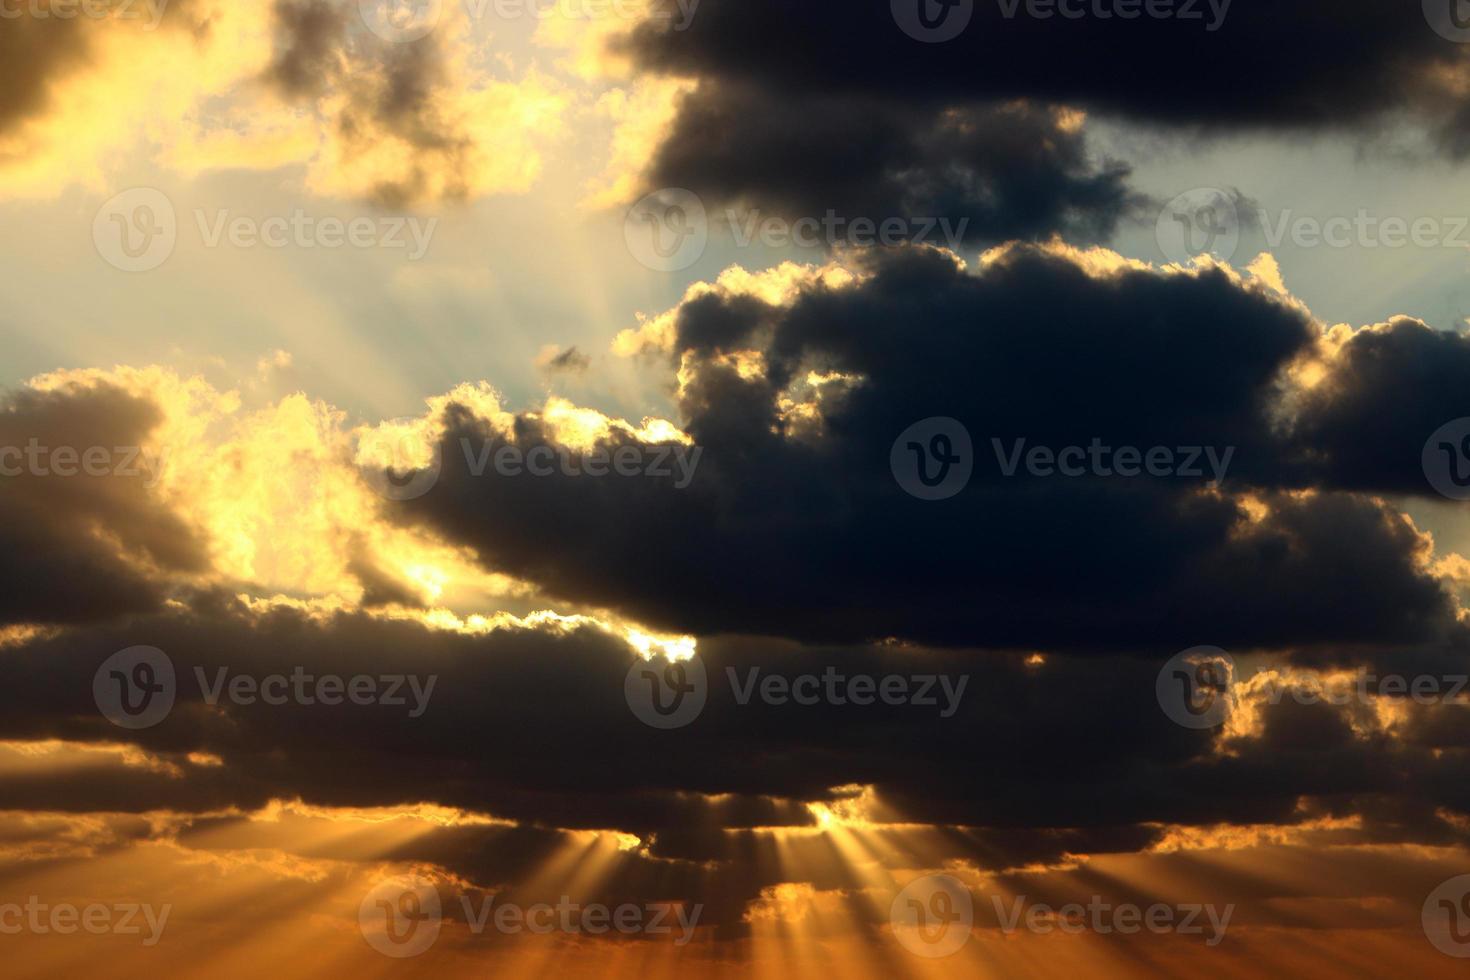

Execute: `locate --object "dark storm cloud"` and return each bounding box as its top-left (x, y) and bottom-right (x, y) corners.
top-left (265, 0), bottom-right (346, 98)
top-left (627, 0), bottom-right (1462, 133)
top-left (401, 245), bottom-right (1453, 650)
top-left (0, 383), bottom-right (206, 627)
top-left (1283, 317), bottom-right (1470, 495)
top-left (0, 604), bottom-right (1467, 932)
top-left (613, 1), bottom-right (1470, 243)
top-left (649, 85), bottom-right (1137, 244)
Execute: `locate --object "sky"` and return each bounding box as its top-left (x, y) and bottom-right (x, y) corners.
top-left (5, 0), bottom-right (1470, 977)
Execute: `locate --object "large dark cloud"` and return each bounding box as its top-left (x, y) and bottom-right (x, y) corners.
top-left (614, 2), bottom-right (1470, 244)
top-left (0, 383), bottom-right (206, 627)
top-left (400, 245), bottom-right (1454, 650)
